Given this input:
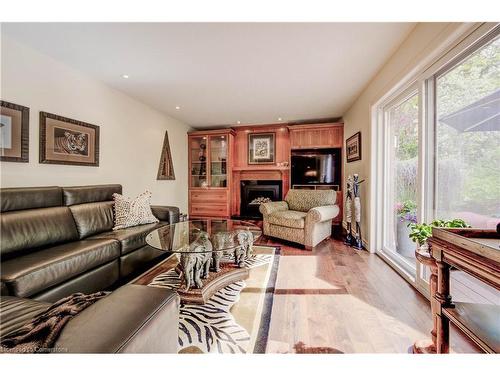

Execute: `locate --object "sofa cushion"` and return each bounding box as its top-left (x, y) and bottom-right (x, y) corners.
top-left (0, 296), bottom-right (50, 338)
top-left (0, 207), bottom-right (79, 259)
top-left (285, 189), bottom-right (336, 212)
top-left (32, 260), bottom-right (119, 303)
top-left (69, 201), bottom-right (114, 239)
top-left (55, 285), bottom-right (179, 353)
top-left (90, 222), bottom-right (165, 255)
top-left (267, 210), bottom-right (307, 229)
top-left (1, 239), bottom-right (120, 298)
top-left (63, 184), bottom-right (122, 206)
top-left (0, 186), bottom-right (62, 213)
top-left (268, 223), bottom-right (305, 244)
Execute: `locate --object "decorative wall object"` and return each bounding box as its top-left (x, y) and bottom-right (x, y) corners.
top-left (157, 131), bottom-right (175, 180)
top-left (346, 131), bottom-right (361, 162)
top-left (344, 173), bottom-right (365, 250)
top-left (352, 174), bottom-right (364, 249)
top-left (344, 175), bottom-right (354, 245)
top-left (0, 100), bottom-right (29, 163)
top-left (39, 112), bottom-right (99, 166)
top-left (248, 132), bottom-right (275, 164)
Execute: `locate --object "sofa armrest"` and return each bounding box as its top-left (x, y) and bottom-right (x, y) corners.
top-left (259, 201), bottom-right (289, 215)
top-left (151, 205), bottom-right (180, 224)
top-left (54, 284), bottom-right (179, 353)
top-left (306, 205), bottom-right (340, 223)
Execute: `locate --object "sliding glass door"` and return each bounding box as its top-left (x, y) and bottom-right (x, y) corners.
top-left (381, 89), bottom-right (420, 276)
top-left (375, 24), bottom-right (499, 295)
top-left (435, 35), bottom-right (500, 228)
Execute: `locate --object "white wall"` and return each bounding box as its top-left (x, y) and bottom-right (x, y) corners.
top-left (0, 35), bottom-right (191, 212)
top-left (342, 22), bottom-right (475, 251)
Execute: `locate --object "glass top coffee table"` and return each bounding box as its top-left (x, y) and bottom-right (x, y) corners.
top-left (144, 219), bottom-right (262, 304)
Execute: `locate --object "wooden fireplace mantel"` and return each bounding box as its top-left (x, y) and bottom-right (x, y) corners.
top-left (232, 166), bottom-right (290, 171)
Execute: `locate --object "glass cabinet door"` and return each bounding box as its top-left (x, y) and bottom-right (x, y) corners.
top-left (209, 135), bottom-right (228, 188)
top-left (190, 136), bottom-right (208, 187)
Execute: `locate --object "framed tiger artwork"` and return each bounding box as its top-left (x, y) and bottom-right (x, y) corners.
top-left (39, 111), bottom-right (99, 166)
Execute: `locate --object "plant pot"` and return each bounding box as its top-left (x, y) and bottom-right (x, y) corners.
top-left (396, 219), bottom-right (416, 258)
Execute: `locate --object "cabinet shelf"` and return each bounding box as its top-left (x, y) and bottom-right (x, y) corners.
top-left (443, 302), bottom-right (499, 353)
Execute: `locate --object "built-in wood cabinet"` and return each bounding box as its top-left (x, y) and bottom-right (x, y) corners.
top-left (288, 122), bottom-right (344, 224)
top-left (188, 129), bottom-right (235, 218)
top-left (188, 123), bottom-right (344, 224)
top-left (288, 123), bottom-right (343, 149)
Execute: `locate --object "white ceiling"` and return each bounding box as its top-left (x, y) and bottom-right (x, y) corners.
top-left (2, 23), bottom-right (415, 128)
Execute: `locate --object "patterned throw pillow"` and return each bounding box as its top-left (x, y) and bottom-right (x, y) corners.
top-left (112, 190), bottom-right (159, 230)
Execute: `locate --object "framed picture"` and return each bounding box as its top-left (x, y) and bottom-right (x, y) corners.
top-left (346, 131), bottom-right (361, 163)
top-left (40, 111), bottom-right (99, 166)
top-left (0, 100), bottom-right (29, 163)
top-left (248, 132), bottom-right (275, 164)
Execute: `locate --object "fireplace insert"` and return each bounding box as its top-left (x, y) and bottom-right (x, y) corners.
top-left (240, 180), bottom-right (282, 219)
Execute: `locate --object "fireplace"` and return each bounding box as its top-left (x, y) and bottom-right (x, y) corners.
top-left (240, 180), bottom-right (282, 219)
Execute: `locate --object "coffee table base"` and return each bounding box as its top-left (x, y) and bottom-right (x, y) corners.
top-left (176, 263), bottom-right (249, 305)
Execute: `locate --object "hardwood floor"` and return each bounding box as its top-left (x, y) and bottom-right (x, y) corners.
top-left (255, 233), bottom-right (481, 353)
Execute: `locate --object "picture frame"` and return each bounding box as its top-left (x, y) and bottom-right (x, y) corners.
top-left (39, 111), bottom-right (99, 166)
top-left (346, 131), bottom-right (361, 163)
top-left (157, 130), bottom-right (175, 180)
top-left (0, 100), bottom-right (29, 163)
top-left (248, 132), bottom-right (275, 164)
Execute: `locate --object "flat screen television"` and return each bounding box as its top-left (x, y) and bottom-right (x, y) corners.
top-left (291, 148), bottom-right (341, 186)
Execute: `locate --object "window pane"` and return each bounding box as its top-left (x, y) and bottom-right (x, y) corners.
top-left (436, 36), bottom-right (500, 228)
top-left (385, 92), bottom-right (419, 267)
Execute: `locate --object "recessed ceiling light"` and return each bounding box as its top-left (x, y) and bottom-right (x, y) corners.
top-left (121, 74), bottom-right (129, 79)
top-left (175, 106), bottom-right (180, 110)
top-left (278, 117), bottom-right (282, 121)
top-left (237, 121), bottom-right (241, 124)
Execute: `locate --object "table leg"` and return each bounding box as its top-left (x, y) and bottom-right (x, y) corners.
top-left (435, 260), bottom-right (452, 353)
top-left (413, 258), bottom-right (438, 354)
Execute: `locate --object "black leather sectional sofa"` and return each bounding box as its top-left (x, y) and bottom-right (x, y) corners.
top-left (0, 184), bottom-right (181, 353)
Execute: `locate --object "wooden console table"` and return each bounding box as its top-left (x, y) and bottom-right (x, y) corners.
top-left (427, 228), bottom-right (499, 353)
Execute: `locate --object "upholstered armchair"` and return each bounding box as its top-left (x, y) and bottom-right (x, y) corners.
top-left (259, 189), bottom-right (339, 250)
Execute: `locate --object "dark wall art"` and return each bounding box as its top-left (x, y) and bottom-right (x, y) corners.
top-left (248, 132), bottom-right (275, 164)
top-left (0, 100), bottom-right (29, 163)
top-left (346, 131), bottom-right (361, 163)
top-left (39, 111), bottom-right (99, 166)
top-left (157, 131), bottom-right (175, 180)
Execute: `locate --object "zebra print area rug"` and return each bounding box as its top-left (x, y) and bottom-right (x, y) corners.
top-left (148, 248), bottom-right (278, 353)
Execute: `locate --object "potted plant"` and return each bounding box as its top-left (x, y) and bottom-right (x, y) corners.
top-left (395, 200), bottom-right (417, 257)
top-left (408, 219), bottom-right (470, 255)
